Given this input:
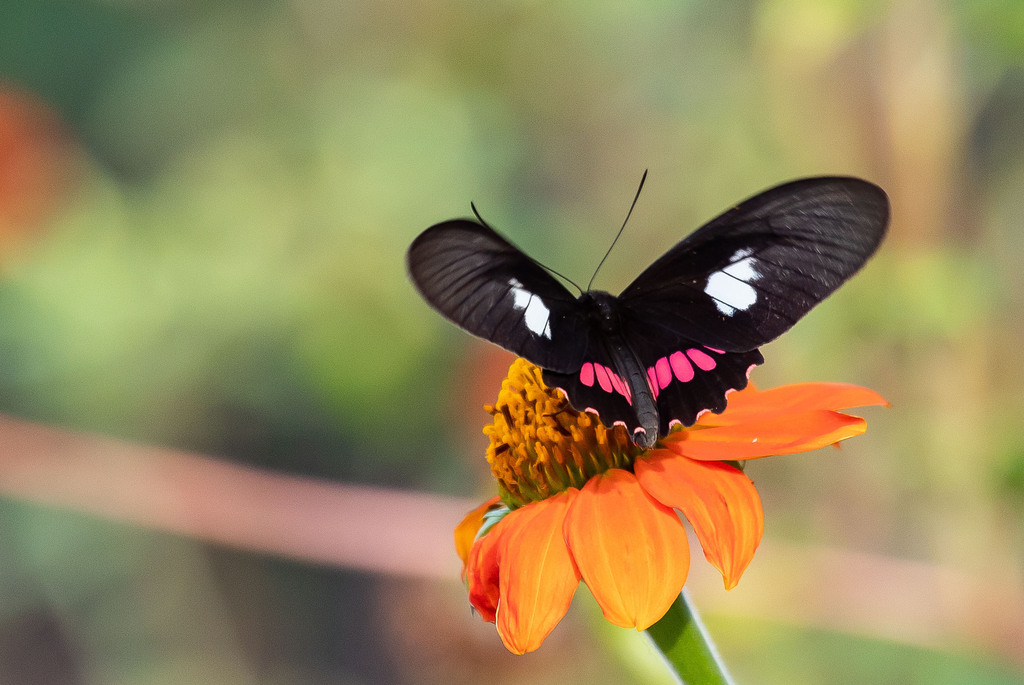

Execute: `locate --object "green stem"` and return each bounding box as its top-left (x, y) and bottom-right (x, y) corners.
top-left (645, 590), bottom-right (735, 685)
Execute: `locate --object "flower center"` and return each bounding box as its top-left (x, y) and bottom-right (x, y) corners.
top-left (484, 358), bottom-right (643, 508)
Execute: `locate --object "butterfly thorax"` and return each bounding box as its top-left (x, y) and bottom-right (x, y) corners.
top-left (577, 290), bottom-right (622, 333)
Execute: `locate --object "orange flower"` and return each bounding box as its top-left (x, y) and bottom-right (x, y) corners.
top-left (455, 359), bottom-right (886, 654)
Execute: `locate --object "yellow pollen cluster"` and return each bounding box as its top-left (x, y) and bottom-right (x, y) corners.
top-left (484, 358), bottom-right (642, 508)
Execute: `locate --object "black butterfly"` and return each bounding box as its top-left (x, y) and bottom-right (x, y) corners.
top-left (408, 176), bottom-right (889, 448)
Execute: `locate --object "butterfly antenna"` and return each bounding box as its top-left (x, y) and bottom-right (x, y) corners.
top-left (587, 169), bottom-right (648, 292)
top-left (471, 202), bottom-right (584, 295)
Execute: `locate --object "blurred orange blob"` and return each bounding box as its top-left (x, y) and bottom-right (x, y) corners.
top-left (0, 86), bottom-right (76, 244)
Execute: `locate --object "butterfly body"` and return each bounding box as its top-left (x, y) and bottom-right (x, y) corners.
top-left (555, 290), bottom-right (661, 446)
top-left (408, 177), bottom-right (888, 447)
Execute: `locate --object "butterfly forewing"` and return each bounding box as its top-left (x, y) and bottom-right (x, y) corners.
top-left (620, 177), bottom-right (889, 352)
top-left (407, 220), bottom-right (591, 373)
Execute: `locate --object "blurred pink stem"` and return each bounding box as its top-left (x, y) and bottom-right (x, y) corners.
top-left (0, 412), bottom-right (472, 577)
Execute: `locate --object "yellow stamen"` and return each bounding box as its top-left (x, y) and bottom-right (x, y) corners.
top-left (484, 359), bottom-right (642, 508)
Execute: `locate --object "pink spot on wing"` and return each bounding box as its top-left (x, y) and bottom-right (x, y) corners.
top-left (594, 363), bottom-right (613, 392)
top-left (705, 346), bottom-right (725, 354)
top-left (609, 372), bottom-right (632, 404)
top-left (647, 367), bottom-right (660, 398)
top-left (610, 371), bottom-right (623, 395)
top-left (579, 362), bottom-right (595, 387)
top-left (669, 350), bottom-right (694, 382)
top-left (655, 357), bottom-right (672, 389)
top-left (687, 348), bottom-right (717, 371)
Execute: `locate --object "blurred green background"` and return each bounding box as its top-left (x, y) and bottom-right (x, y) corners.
top-left (1, 0), bottom-right (1023, 683)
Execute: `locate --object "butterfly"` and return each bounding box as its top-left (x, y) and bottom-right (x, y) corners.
top-left (407, 176), bottom-right (889, 448)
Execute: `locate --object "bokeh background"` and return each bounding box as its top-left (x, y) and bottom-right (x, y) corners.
top-left (1, 1), bottom-right (1023, 683)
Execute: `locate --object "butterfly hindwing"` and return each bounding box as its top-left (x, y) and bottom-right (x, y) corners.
top-left (650, 350), bottom-right (764, 434)
top-left (620, 177), bottom-right (889, 352)
top-left (621, 320), bottom-right (765, 433)
top-left (408, 219), bottom-right (590, 373)
top-left (542, 356), bottom-right (636, 434)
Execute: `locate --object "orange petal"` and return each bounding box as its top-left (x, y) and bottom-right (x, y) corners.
top-left (455, 497), bottom-right (502, 569)
top-left (636, 451), bottom-right (763, 589)
top-left (465, 518), bottom-right (504, 623)
top-left (666, 410), bottom-right (867, 461)
top-left (496, 490), bottom-right (581, 654)
top-left (698, 382), bottom-right (888, 427)
top-left (563, 469), bottom-right (689, 630)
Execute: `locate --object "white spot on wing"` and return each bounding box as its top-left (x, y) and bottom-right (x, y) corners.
top-left (705, 248), bottom-right (761, 316)
top-left (508, 278), bottom-right (552, 338)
